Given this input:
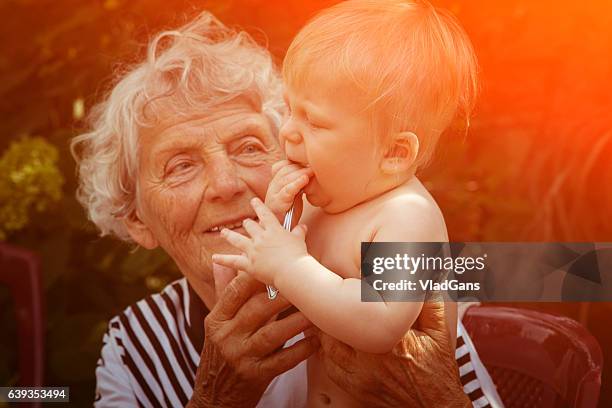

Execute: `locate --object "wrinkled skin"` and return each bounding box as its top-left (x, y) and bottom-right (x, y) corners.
top-left (124, 99), bottom-right (468, 407)
top-left (187, 267), bottom-right (319, 407)
top-left (319, 298), bottom-right (471, 408)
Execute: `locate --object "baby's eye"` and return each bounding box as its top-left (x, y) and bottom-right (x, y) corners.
top-left (306, 116), bottom-right (325, 130)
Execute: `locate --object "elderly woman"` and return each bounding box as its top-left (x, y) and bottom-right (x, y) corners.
top-left (73, 12), bottom-right (491, 408)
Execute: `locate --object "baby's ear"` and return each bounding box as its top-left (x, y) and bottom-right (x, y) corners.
top-left (122, 210), bottom-right (159, 250)
top-left (380, 131), bottom-right (419, 175)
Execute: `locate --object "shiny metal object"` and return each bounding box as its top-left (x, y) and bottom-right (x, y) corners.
top-left (266, 205), bottom-right (294, 300)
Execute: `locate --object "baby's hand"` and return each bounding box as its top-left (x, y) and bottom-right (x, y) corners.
top-left (212, 198), bottom-right (309, 286)
top-left (265, 160), bottom-right (313, 220)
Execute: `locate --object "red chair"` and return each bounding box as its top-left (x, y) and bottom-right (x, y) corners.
top-left (0, 243), bottom-right (44, 407)
top-left (463, 306), bottom-right (602, 408)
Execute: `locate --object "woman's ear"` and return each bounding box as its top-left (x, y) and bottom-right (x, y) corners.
top-left (122, 210), bottom-right (159, 249)
top-left (380, 131), bottom-right (419, 175)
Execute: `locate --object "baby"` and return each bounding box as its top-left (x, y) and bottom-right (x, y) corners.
top-left (213, 0), bottom-right (478, 406)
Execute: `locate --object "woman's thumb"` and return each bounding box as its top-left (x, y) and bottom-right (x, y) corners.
top-left (212, 262), bottom-right (237, 300)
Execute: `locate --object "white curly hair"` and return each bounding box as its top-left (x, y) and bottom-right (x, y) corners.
top-left (71, 12), bottom-right (285, 241)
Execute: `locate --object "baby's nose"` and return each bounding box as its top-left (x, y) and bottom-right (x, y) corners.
top-left (279, 119), bottom-right (302, 146)
top-left (284, 140), bottom-right (308, 166)
top-left (279, 120), bottom-right (307, 165)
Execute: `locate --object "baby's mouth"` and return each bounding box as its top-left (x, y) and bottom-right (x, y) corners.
top-left (303, 176), bottom-right (317, 194)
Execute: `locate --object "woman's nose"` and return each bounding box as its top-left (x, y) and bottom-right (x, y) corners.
top-left (204, 156), bottom-right (247, 202)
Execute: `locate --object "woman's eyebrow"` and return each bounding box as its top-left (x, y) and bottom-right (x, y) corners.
top-left (151, 137), bottom-right (205, 161)
top-left (220, 119), bottom-right (271, 142)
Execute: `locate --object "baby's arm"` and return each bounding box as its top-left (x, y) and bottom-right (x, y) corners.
top-left (274, 258), bottom-right (422, 353)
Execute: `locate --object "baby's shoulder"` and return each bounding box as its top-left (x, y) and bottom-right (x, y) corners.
top-left (370, 179), bottom-right (448, 241)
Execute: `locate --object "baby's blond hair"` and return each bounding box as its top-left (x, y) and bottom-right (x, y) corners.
top-left (283, 0), bottom-right (478, 167)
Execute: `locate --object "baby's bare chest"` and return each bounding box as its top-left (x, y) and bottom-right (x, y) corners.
top-left (303, 211), bottom-right (374, 279)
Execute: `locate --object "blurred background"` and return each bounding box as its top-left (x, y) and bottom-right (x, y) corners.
top-left (0, 0), bottom-right (610, 406)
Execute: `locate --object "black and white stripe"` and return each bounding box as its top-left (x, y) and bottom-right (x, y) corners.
top-left (95, 278), bottom-right (502, 407)
top-left (457, 321), bottom-right (504, 408)
top-left (96, 279), bottom-right (202, 407)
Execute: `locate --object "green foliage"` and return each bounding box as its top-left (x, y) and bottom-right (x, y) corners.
top-left (0, 137), bottom-right (64, 239)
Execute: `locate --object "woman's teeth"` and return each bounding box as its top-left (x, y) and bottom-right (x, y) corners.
top-left (207, 218), bottom-right (255, 233)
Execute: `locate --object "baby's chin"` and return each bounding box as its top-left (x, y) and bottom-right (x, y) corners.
top-left (306, 192), bottom-right (354, 214)
top-left (304, 191), bottom-right (329, 209)
top-left (305, 179), bottom-right (354, 213)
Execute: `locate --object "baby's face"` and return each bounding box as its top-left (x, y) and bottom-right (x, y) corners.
top-left (280, 76), bottom-right (385, 213)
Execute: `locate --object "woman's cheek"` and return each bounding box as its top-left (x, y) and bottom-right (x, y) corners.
top-left (146, 181), bottom-right (203, 242)
top-left (242, 164), bottom-right (274, 199)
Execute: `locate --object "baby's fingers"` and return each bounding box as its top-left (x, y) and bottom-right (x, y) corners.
top-left (212, 254), bottom-right (250, 272)
top-left (280, 175), bottom-right (309, 202)
top-left (220, 228), bottom-right (251, 251)
top-left (271, 160), bottom-right (290, 176)
top-left (280, 167), bottom-right (313, 186)
top-left (251, 197), bottom-right (281, 228)
top-left (272, 162), bottom-right (312, 184)
top-left (242, 217), bottom-right (264, 238)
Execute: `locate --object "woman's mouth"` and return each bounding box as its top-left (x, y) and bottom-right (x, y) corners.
top-left (205, 216), bottom-right (258, 233)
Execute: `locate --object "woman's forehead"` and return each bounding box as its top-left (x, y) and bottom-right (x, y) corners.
top-left (140, 100), bottom-right (274, 148)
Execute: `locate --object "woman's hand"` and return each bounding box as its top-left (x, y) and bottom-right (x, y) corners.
top-left (212, 197), bottom-right (309, 285)
top-left (187, 265), bottom-right (319, 408)
top-left (318, 299), bottom-right (471, 408)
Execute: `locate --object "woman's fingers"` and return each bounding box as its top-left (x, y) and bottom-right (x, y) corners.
top-left (212, 254), bottom-right (250, 272)
top-left (210, 271), bottom-right (262, 321)
top-left (317, 333), bottom-right (358, 390)
top-left (235, 292), bottom-right (292, 334)
top-left (212, 263), bottom-right (238, 300)
top-left (249, 311), bottom-right (313, 355)
top-left (258, 333), bottom-right (320, 377)
top-left (251, 197), bottom-right (281, 228)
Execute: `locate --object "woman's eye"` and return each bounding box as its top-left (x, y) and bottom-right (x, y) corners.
top-left (167, 161), bottom-right (193, 175)
top-left (240, 143), bottom-right (264, 154)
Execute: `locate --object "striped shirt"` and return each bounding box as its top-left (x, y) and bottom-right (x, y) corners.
top-left (94, 278), bottom-right (503, 407)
